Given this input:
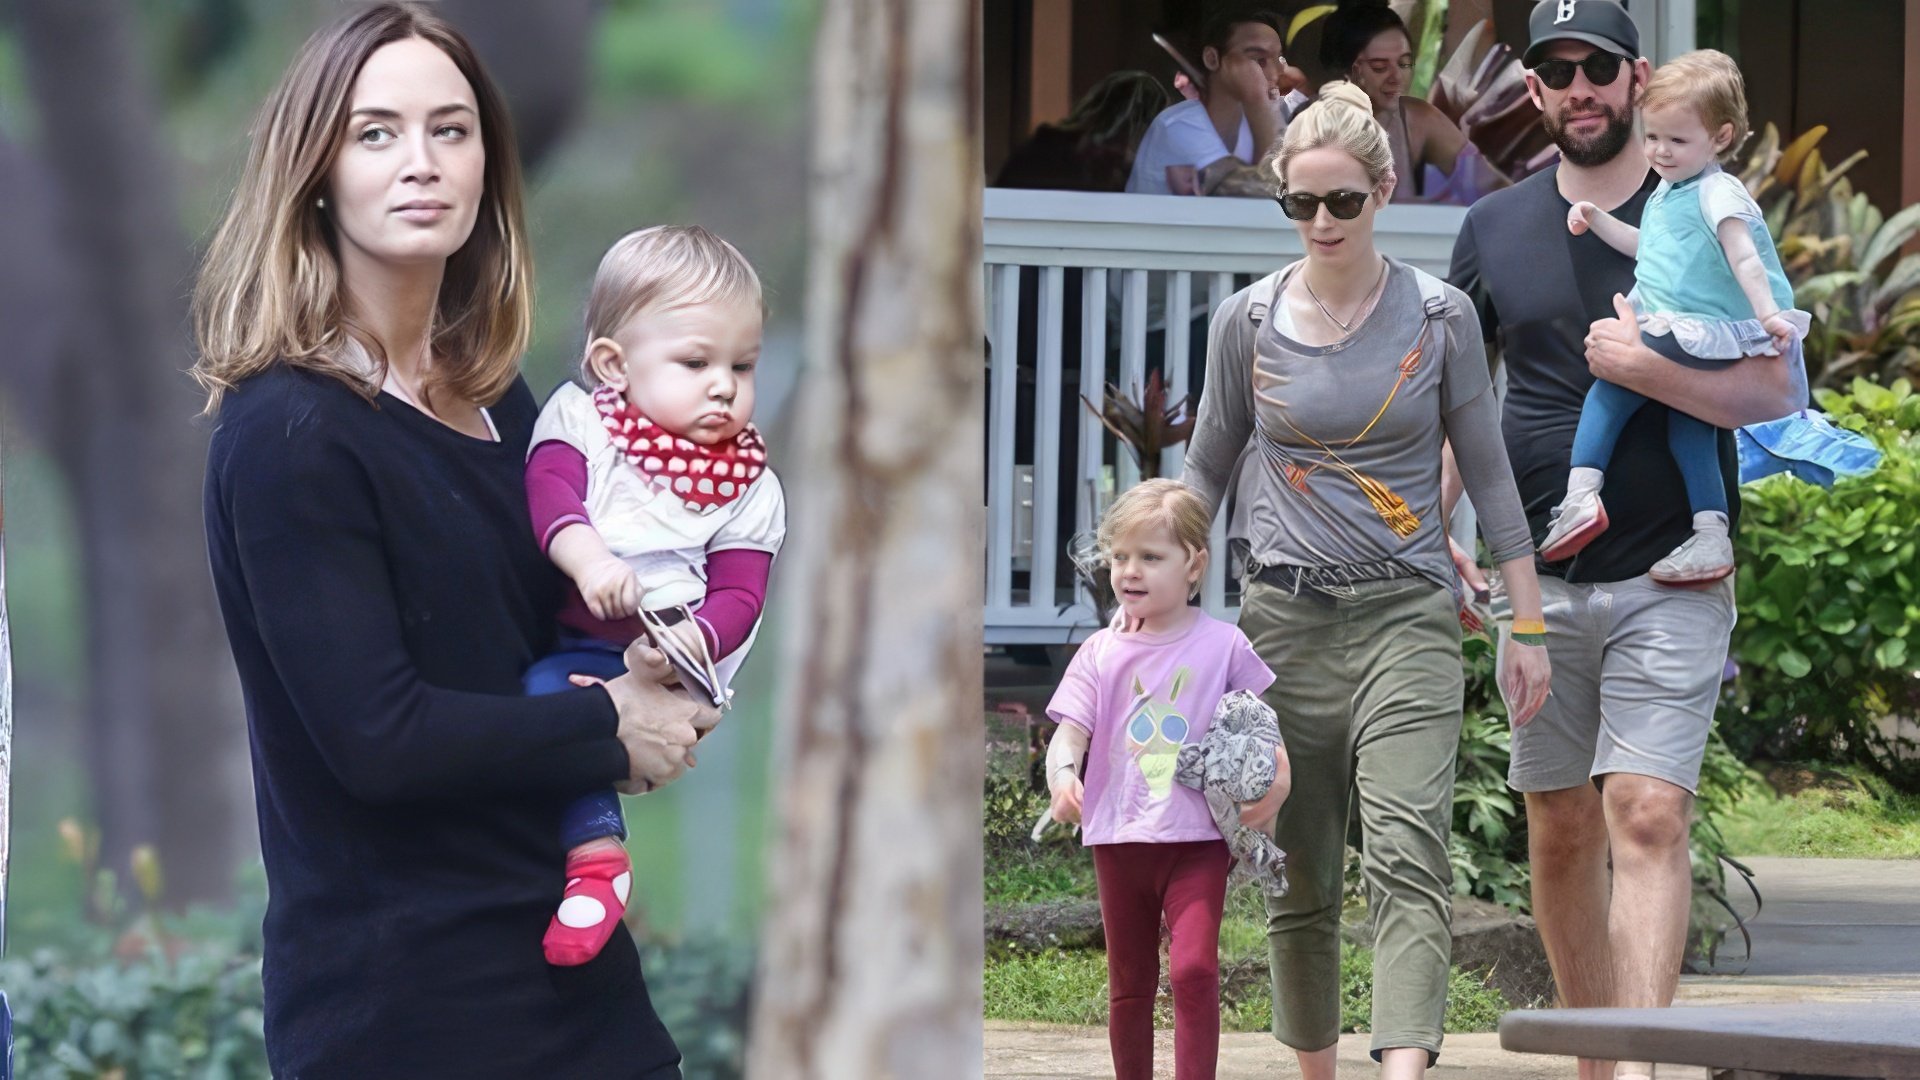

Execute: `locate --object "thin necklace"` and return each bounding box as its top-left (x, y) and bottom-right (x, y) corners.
top-left (1302, 256), bottom-right (1389, 337)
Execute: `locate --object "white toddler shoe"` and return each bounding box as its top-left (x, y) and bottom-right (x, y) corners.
top-left (1649, 511), bottom-right (1734, 585)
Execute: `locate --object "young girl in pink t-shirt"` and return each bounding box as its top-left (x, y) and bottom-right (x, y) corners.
top-left (1044, 479), bottom-right (1287, 1080)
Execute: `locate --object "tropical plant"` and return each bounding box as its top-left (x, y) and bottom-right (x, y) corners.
top-left (1738, 124), bottom-right (1920, 388)
top-left (1081, 369), bottom-right (1194, 482)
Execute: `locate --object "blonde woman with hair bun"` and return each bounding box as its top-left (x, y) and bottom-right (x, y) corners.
top-left (1182, 72), bottom-right (1551, 1079)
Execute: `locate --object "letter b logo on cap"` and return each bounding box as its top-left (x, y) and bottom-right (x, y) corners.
top-left (1556, 0), bottom-right (1578, 23)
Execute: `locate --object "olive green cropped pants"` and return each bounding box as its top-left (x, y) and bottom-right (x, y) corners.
top-left (1239, 575), bottom-right (1463, 1064)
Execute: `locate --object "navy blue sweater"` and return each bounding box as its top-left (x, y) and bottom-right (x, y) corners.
top-left (203, 365), bottom-right (679, 1078)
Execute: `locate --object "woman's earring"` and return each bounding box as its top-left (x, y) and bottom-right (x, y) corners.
top-left (315, 197), bottom-right (327, 210)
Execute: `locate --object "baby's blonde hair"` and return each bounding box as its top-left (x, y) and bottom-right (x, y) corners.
top-left (1643, 49), bottom-right (1750, 165)
top-left (582, 225), bottom-right (764, 380)
top-left (1098, 479), bottom-right (1213, 597)
top-left (1265, 80), bottom-right (1396, 193)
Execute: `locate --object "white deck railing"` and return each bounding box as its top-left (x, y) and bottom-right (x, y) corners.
top-left (983, 188), bottom-right (1470, 645)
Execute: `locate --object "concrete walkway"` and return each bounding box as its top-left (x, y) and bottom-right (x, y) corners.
top-left (986, 856), bottom-right (1920, 1078)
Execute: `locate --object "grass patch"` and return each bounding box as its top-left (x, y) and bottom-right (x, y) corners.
top-left (984, 883), bottom-right (1512, 1034)
top-left (984, 950), bottom-right (1111, 1025)
top-left (1718, 769), bottom-right (1920, 859)
top-left (985, 841), bottom-right (1098, 906)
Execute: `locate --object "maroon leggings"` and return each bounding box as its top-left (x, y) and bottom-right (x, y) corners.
top-left (1091, 840), bottom-right (1232, 1080)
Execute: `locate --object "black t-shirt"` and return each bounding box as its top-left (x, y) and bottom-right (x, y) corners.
top-left (1449, 163), bottom-right (1740, 584)
top-left (204, 365), bottom-right (679, 1077)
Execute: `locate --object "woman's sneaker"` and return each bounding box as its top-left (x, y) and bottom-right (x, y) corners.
top-left (1539, 467), bottom-right (1608, 562)
top-left (1649, 511), bottom-right (1733, 585)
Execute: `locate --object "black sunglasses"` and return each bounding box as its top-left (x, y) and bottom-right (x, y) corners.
top-left (1275, 189), bottom-right (1371, 221)
top-left (1530, 51), bottom-right (1628, 91)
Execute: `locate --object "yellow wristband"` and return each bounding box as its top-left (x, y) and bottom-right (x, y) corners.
top-left (1510, 620), bottom-right (1547, 636)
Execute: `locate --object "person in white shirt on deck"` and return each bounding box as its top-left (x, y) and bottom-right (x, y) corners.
top-left (1127, 9), bottom-right (1309, 198)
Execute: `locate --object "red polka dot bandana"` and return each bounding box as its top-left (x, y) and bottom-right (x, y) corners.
top-left (593, 383), bottom-right (768, 513)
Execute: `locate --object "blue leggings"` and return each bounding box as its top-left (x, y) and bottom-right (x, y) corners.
top-left (1568, 335), bottom-right (1728, 516)
top-left (525, 643), bottom-right (629, 850)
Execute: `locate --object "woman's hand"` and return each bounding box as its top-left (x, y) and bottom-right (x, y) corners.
top-left (1237, 746), bottom-right (1291, 833)
top-left (577, 557), bottom-right (643, 621)
top-left (1049, 770), bottom-right (1085, 825)
top-left (1498, 636), bottom-right (1552, 727)
top-left (1449, 537), bottom-right (1492, 633)
top-left (575, 638), bottom-right (721, 794)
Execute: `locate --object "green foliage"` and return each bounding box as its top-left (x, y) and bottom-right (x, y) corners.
top-left (1724, 378), bottom-right (1920, 786)
top-left (982, 951), bottom-right (1112, 1026)
top-left (593, 0), bottom-right (813, 104)
top-left (0, 845), bottom-right (755, 1080)
top-left (1718, 766), bottom-right (1920, 858)
top-left (1738, 124), bottom-right (1920, 387)
top-left (636, 934), bottom-right (756, 1080)
top-left (1451, 638), bottom-right (1532, 911)
top-left (982, 931), bottom-right (1510, 1035)
top-left (985, 841), bottom-right (1098, 907)
top-left (0, 946), bottom-right (268, 1079)
top-left (985, 772), bottom-right (1054, 848)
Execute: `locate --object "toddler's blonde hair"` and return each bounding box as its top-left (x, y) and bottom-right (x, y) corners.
top-left (582, 225), bottom-right (764, 380)
top-left (1643, 49), bottom-right (1750, 165)
top-left (1097, 479), bottom-right (1213, 598)
top-left (1265, 80), bottom-right (1396, 193)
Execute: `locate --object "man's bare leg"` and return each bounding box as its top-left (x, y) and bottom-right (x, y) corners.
top-left (1526, 784), bottom-right (1617, 1080)
top-left (1602, 773), bottom-right (1695, 1078)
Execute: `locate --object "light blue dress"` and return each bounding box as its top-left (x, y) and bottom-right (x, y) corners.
top-left (1630, 162), bottom-right (1811, 358)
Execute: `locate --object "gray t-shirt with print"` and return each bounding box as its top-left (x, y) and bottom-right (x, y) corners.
top-left (1182, 258), bottom-right (1532, 591)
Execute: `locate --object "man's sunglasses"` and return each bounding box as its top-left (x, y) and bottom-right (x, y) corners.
top-left (1275, 189), bottom-right (1371, 221)
top-left (1530, 52), bottom-right (1629, 91)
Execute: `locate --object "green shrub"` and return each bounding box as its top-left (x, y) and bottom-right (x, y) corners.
top-left (1724, 378), bottom-right (1920, 787)
top-left (1452, 638), bottom-right (1531, 911)
top-left (0, 944), bottom-right (268, 1080)
top-left (0, 845), bottom-right (755, 1080)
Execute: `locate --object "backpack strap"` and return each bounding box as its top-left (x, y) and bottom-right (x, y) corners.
top-left (1245, 263), bottom-right (1300, 327)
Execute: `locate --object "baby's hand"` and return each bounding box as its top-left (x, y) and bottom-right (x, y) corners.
top-left (1567, 201), bottom-right (1597, 236)
top-left (1762, 311), bottom-right (1798, 354)
top-left (578, 558), bottom-right (643, 621)
top-left (653, 617), bottom-right (709, 664)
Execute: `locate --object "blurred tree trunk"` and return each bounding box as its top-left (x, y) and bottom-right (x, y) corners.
top-left (7, 0), bottom-right (248, 907)
top-left (745, 0), bottom-right (984, 1076)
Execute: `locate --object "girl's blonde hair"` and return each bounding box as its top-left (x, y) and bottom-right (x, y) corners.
top-left (1098, 479), bottom-right (1213, 596)
top-left (191, 2), bottom-right (532, 415)
top-left (1642, 49), bottom-right (1750, 165)
top-left (1264, 80), bottom-right (1396, 192)
top-left (581, 225), bottom-right (764, 381)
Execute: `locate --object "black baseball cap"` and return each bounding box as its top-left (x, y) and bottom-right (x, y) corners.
top-left (1523, 0), bottom-right (1641, 68)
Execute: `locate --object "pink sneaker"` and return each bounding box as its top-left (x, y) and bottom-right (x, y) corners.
top-left (1540, 468), bottom-right (1609, 562)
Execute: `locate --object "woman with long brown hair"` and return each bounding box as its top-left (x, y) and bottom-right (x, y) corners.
top-left (195, 5), bottom-right (707, 1074)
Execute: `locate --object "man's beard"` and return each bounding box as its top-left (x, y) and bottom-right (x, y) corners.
top-left (1545, 101), bottom-right (1635, 167)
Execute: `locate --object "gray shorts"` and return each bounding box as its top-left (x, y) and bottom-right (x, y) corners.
top-left (1504, 573), bottom-right (1736, 795)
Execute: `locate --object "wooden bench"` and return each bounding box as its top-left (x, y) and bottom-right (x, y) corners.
top-left (1499, 1003), bottom-right (1920, 1079)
